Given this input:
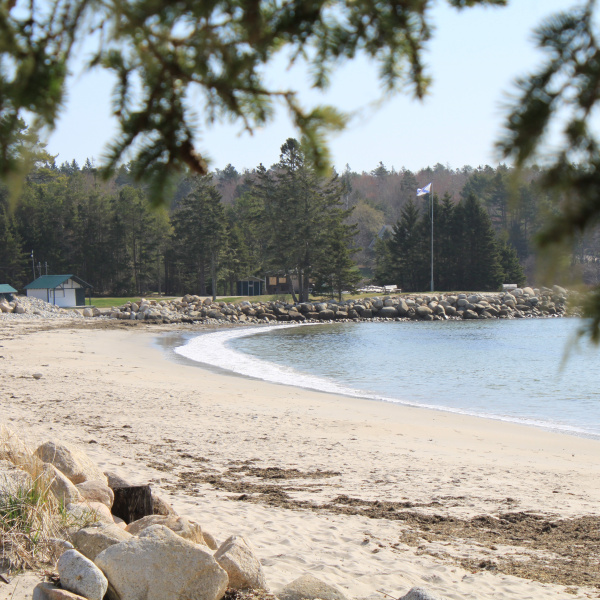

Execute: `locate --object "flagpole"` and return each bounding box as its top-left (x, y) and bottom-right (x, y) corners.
top-left (430, 184), bottom-right (434, 293)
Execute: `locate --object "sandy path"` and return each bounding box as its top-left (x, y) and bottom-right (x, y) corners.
top-left (0, 321), bottom-right (598, 600)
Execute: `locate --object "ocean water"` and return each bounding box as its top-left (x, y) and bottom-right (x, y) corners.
top-left (172, 318), bottom-right (600, 439)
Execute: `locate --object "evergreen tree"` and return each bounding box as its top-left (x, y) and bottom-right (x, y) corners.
top-left (385, 199), bottom-right (428, 292)
top-left (455, 194), bottom-right (504, 291)
top-left (499, 241), bottom-right (526, 287)
top-left (169, 177), bottom-right (225, 297)
top-left (256, 138), bottom-right (355, 302)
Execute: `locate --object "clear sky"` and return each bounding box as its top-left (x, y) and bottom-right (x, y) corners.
top-left (45, 0), bottom-right (571, 174)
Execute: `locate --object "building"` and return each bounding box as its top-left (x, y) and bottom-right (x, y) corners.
top-left (0, 284), bottom-right (17, 302)
top-left (24, 275), bottom-right (93, 307)
top-left (236, 276), bottom-right (264, 297)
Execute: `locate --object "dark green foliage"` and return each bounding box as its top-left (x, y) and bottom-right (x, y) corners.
top-left (168, 177), bottom-right (225, 297)
top-left (499, 241), bottom-right (526, 288)
top-left (376, 192), bottom-right (514, 292)
top-left (255, 138), bottom-right (359, 302)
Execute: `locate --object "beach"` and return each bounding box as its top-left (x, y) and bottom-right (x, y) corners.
top-left (0, 319), bottom-right (599, 600)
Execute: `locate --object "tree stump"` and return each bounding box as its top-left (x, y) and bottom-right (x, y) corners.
top-left (111, 485), bottom-right (153, 524)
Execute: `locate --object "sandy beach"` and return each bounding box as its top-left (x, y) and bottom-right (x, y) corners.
top-left (0, 319), bottom-right (599, 600)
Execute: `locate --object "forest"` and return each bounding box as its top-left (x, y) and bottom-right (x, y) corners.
top-left (1, 138), bottom-right (599, 298)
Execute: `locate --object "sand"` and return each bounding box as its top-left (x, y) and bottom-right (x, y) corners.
top-left (0, 319), bottom-right (599, 600)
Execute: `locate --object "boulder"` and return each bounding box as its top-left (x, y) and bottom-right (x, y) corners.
top-left (152, 493), bottom-right (177, 516)
top-left (214, 535), bottom-right (269, 590)
top-left (416, 306), bottom-right (433, 319)
top-left (34, 441), bottom-right (108, 485)
top-left (378, 306), bottom-right (397, 318)
top-left (396, 299), bottom-right (409, 316)
top-left (125, 514), bottom-right (205, 545)
top-left (66, 501), bottom-right (114, 526)
top-left (0, 459), bottom-right (33, 495)
top-left (42, 463), bottom-right (82, 505)
top-left (399, 588), bottom-right (444, 600)
top-left (76, 480), bottom-right (114, 509)
top-left (278, 574), bottom-right (349, 600)
top-left (33, 582), bottom-right (88, 600)
top-left (82, 308), bottom-right (93, 318)
top-left (72, 523), bottom-right (133, 562)
top-left (95, 525), bottom-right (228, 600)
top-left (57, 549), bottom-right (108, 600)
top-left (462, 310), bottom-right (479, 320)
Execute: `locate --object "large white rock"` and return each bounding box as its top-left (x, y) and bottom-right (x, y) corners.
top-left (125, 514), bottom-right (205, 544)
top-left (58, 549), bottom-right (108, 600)
top-left (72, 522), bottom-right (133, 561)
top-left (42, 463), bottom-right (82, 505)
top-left (34, 441), bottom-right (108, 485)
top-left (95, 525), bottom-right (228, 600)
top-left (278, 574), bottom-right (349, 600)
top-left (214, 535), bottom-right (268, 591)
top-left (76, 480), bottom-right (114, 509)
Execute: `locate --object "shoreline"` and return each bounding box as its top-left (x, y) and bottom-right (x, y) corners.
top-left (161, 321), bottom-right (600, 442)
top-left (1, 321), bottom-right (599, 599)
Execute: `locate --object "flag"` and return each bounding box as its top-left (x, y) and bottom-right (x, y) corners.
top-left (416, 183), bottom-right (432, 196)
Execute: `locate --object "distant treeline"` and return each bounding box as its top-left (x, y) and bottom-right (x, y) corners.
top-left (1, 142), bottom-right (599, 296)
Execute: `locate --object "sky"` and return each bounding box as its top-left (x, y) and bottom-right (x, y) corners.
top-left (45, 0), bottom-right (572, 175)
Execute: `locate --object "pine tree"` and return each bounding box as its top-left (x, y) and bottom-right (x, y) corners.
top-left (499, 241), bottom-right (526, 287)
top-left (456, 194), bottom-right (504, 291)
top-left (385, 199), bottom-right (428, 292)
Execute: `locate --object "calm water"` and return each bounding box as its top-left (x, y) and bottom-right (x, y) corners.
top-left (173, 318), bottom-right (600, 439)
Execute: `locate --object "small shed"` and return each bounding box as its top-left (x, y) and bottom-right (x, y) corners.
top-left (236, 276), bottom-right (264, 297)
top-left (24, 275), bottom-right (93, 307)
top-left (0, 284), bottom-right (17, 302)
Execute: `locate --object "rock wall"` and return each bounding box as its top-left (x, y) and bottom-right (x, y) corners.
top-left (88, 286), bottom-right (574, 325)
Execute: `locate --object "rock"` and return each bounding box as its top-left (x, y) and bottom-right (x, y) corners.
top-left (0, 459), bottom-right (33, 495)
top-left (125, 514), bottom-right (205, 544)
top-left (42, 463), bottom-right (82, 505)
top-left (72, 522), bottom-right (133, 562)
top-left (462, 310), bottom-right (479, 320)
top-left (57, 549), bottom-right (108, 600)
top-left (95, 525), bottom-right (228, 600)
top-left (152, 493), bottom-right (177, 516)
top-left (104, 471), bottom-right (132, 489)
top-left (202, 530), bottom-right (219, 551)
top-left (82, 308), bottom-right (93, 317)
top-left (76, 480), bottom-right (114, 509)
top-left (66, 501), bottom-right (114, 526)
top-left (33, 582), bottom-right (89, 600)
top-left (416, 306), bottom-right (433, 319)
top-left (32, 372), bottom-right (43, 379)
top-left (399, 587), bottom-right (444, 600)
top-left (214, 535), bottom-right (269, 590)
top-left (378, 306), bottom-right (397, 318)
top-left (34, 441), bottom-right (108, 485)
top-left (278, 574), bottom-right (350, 600)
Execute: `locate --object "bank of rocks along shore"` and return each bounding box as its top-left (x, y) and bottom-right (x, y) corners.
top-left (0, 434), bottom-right (439, 600)
top-left (84, 285), bottom-right (573, 325)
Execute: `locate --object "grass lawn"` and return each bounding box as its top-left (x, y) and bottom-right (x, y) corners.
top-left (90, 296), bottom-right (178, 308)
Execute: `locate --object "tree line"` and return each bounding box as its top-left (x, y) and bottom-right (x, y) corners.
top-left (1, 138), bottom-right (597, 298)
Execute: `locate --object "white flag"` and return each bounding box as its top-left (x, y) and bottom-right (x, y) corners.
top-left (416, 183), bottom-right (432, 196)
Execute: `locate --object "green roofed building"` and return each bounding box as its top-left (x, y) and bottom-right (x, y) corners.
top-left (0, 284), bottom-right (17, 301)
top-left (24, 275), bottom-right (93, 307)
